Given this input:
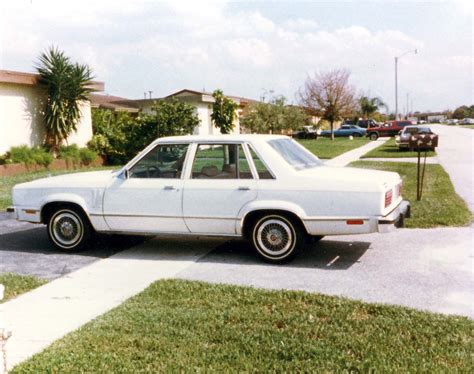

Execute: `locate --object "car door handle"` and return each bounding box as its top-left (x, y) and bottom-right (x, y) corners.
top-left (238, 186), bottom-right (251, 191)
top-left (164, 185), bottom-right (177, 190)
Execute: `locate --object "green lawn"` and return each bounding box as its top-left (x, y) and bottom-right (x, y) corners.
top-left (350, 161), bottom-right (472, 228)
top-left (12, 279), bottom-right (473, 373)
top-left (460, 125), bottom-right (474, 130)
top-left (361, 138), bottom-right (437, 158)
top-left (0, 273), bottom-right (47, 303)
top-left (0, 166), bottom-right (119, 211)
top-left (298, 137), bottom-right (370, 159)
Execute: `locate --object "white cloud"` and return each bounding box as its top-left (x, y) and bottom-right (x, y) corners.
top-left (0, 1), bottom-right (471, 110)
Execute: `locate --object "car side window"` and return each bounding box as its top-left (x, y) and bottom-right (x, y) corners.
top-left (248, 145), bottom-right (274, 179)
top-left (191, 144), bottom-right (253, 179)
top-left (129, 144), bottom-right (189, 179)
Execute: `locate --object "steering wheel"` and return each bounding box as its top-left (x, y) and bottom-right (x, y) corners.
top-left (146, 165), bottom-right (161, 178)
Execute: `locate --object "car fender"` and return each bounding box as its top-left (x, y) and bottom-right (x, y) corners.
top-left (39, 193), bottom-right (92, 219)
top-left (236, 200), bottom-right (308, 235)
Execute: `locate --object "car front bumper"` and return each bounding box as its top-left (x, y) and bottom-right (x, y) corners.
top-left (377, 200), bottom-right (411, 233)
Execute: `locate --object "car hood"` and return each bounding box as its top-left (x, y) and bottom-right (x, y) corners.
top-left (297, 165), bottom-right (401, 191)
top-left (14, 170), bottom-right (118, 190)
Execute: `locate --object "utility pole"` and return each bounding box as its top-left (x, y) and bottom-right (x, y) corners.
top-left (394, 49), bottom-right (417, 120)
top-left (395, 57), bottom-right (398, 120)
top-left (406, 93), bottom-right (409, 118)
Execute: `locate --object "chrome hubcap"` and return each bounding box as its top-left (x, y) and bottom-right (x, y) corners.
top-left (257, 219), bottom-right (293, 255)
top-left (52, 212), bottom-right (82, 247)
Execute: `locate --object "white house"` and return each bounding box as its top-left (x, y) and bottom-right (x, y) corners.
top-left (0, 70), bottom-right (103, 154)
top-left (131, 89), bottom-right (255, 136)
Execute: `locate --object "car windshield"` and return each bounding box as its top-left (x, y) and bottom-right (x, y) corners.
top-left (268, 138), bottom-right (323, 170)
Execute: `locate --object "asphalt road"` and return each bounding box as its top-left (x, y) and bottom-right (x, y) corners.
top-left (431, 124), bottom-right (474, 213)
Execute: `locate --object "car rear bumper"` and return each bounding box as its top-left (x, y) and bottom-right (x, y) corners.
top-left (377, 200), bottom-right (411, 233)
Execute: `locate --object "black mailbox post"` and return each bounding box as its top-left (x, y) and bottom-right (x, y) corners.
top-left (409, 134), bottom-right (439, 200)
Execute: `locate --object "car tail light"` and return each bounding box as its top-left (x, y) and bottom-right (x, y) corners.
top-left (385, 189), bottom-right (393, 208)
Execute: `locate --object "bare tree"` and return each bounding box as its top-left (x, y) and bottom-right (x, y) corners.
top-left (299, 69), bottom-right (356, 140)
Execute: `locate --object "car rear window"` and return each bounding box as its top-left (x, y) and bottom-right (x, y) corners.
top-left (268, 138), bottom-right (322, 170)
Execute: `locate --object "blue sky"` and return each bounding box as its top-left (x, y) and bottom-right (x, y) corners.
top-left (0, 0), bottom-right (472, 112)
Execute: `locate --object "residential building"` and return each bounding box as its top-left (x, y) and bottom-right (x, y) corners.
top-left (0, 69), bottom-right (103, 154)
top-left (130, 89), bottom-right (256, 136)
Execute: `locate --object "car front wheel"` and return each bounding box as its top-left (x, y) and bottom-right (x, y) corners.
top-left (251, 214), bottom-right (304, 263)
top-left (47, 207), bottom-right (92, 251)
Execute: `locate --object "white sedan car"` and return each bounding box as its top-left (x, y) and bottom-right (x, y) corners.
top-left (9, 135), bottom-right (410, 263)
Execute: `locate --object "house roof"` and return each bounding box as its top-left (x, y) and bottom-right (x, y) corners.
top-left (90, 93), bottom-right (139, 113)
top-left (164, 89), bottom-right (258, 106)
top-left (0, 69), bottom-right (104, 91)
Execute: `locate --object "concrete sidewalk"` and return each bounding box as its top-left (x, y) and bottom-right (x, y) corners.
top-left (2, 238), bottom-right (211, 370)
top-left (324, 138), bottom-right (389, 167)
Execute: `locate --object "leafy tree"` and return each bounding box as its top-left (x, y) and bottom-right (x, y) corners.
top-left (452, 105), bottom-right (474, 119)
top-left (211, 89), bottom-right (239, 134)
top-left (36, 47), bottom-right (94, 151)
top-left (299, 69), bottom-right (356, 140)
top-left (145, 98), bottom-right (200, 139)
top-left (90, 99), bottom-right (200, 164)
top-left (241, 94), bottom-right (309, 134)
top-left (359, 95), bottom-right (387, 119)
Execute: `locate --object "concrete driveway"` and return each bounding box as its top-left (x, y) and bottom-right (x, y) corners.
top-left (0, 214), bottom-right (143, 279)
top-left (177, 227), bottom-right (473, 318)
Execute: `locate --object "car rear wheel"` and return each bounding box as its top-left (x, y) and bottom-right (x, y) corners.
top-left (47, 207), bottom-right (92, 251)
top-left (352, 133), bottom-right (362, 137)
top-left (251, 214), bottom-right (305, 263)
top-left (369, 132), bottom-right (379, 140)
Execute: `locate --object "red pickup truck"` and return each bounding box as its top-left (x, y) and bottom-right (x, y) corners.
top-left (366, 120), bottom-right (413, 140)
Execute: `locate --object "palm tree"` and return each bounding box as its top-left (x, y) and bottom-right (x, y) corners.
top-left (36, 47), bottom-right (94, 151)
top-left (359, 96), bottom-right (387, 119)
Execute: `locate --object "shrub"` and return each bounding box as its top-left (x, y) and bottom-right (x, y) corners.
top-left (32, 147), bottom-right (53, 168)
top-left (7, 145), bottom-right (53, 168)
top-left (79, 148), bottom-right (98, 166)
top-left (9, 145), bottom-right (36, 167)
top-left (59, 144), bottom-right (80, 167)
top-left (59, 145), bottom-right (98, 167)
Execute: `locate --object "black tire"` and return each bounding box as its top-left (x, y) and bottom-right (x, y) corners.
top-left (311, 235), bottom-right (325, 242)
top-left (47, 207), bottom-right (92, 252)
top-left (369, 132), bottom-right (379, 140)
top-left (352, 133), bottom-right (362, 137)
top-left (250, 214), bottom-right (305, 264)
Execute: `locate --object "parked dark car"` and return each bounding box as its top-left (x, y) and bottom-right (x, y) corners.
top-left (366, 120), bottom-right (412, 140)
top-left (356, 119), bottom-right (379, 128)
top-left (321, 125), bottom-right (366, 137)
top-left (396, 126), bottom-right (436, 150)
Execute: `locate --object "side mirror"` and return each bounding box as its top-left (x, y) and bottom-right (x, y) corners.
top-left (118, 169), bottom-right (129, 179)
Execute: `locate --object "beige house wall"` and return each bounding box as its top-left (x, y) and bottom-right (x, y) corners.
top-left (0, 82), bottom-right (93, 154)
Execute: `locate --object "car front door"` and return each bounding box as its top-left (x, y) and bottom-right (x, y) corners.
top-left (102, 143), bottom-right (190, 233)
top-left (183, 143), bottom-right (257, 235)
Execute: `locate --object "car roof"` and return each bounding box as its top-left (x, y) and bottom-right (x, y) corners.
top-left (154, 134), bottom-right (288, 143)
top-left (405, 125), bottom-right (430, 130)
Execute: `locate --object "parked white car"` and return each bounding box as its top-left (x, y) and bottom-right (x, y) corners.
top-left (9, 135), bottom-right (410, 263)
